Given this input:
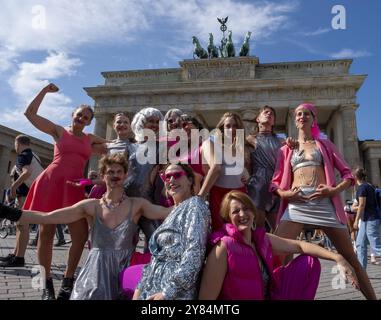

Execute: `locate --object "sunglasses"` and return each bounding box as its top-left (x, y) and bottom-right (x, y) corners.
top-left (160, 171), bottom-right (187, 183)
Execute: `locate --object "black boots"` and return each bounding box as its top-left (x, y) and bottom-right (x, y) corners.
top-left (41, 278), bottom-right (56, 300)
top-left (41, 277), bottom-right (75, 300)
top-left (57, 277), bottom-right (75, 300)
top-left (0, 255), bottom-right (25, 267)
top-left (0, 253), bottom-right (15, 262)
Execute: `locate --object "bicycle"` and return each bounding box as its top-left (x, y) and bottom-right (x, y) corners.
top-left (0, 218), bottom-right (16, 239)
top-left (0, 192), bottom-right (17, 239)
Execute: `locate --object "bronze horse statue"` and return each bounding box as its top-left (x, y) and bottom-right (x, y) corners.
top-left (219, 37), bottom-right (228, 58)
top-left (207, 33), bottom-right (219, 58)
top-left (192, 36), bottom-right (208, 59)
top-left (239, 31), bottom-right (252, 56)
top-left (226, 30), bottom-right (235, 57)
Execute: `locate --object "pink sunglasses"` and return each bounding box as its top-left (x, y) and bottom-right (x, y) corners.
top-left (160, 171), bottom-right (187, 183)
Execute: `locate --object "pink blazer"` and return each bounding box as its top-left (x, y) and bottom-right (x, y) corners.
top-left (269, 138), bottom-right (355, 225)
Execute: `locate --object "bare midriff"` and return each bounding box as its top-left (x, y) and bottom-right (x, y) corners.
top-left (291, 165), bottom-right (326, 189)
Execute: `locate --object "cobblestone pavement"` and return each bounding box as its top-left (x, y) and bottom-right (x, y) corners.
top-left (1, 233), bottom-right (381, 300)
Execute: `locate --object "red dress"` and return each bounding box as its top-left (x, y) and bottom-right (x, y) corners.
top-left (23, 129), bottom-right (92, 212)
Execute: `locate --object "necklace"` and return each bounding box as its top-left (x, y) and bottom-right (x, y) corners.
top-left (100, 193), bottom-right (127, 211)
top-left (301, 136), bottom-right (315, 144)
top-left (299, 166), bottom-right (318, 187)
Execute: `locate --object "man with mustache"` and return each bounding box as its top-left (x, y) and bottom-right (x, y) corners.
top-left (0, 153), bottom-right (171, 300)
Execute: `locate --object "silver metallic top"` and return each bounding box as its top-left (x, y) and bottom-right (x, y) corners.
top-left (291, 148), bottom-right (323, 172)
top-left (137, 196), bottom-right (211, 300)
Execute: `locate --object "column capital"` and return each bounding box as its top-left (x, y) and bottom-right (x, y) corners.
top-left (339, 104), bottom-right (358, 112)
top-left (94, 112), bottom-right (109, 120)
top-left (240, 109), bottom-right (258, 121)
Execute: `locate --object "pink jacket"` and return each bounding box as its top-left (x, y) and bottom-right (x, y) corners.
top-left (269, 138), bottom-right (355, 225)
top-left (210, 224), bottom-right (274, 300)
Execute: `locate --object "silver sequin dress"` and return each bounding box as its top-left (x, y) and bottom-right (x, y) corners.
top-left (137, 196), bottom-right (211, 300)
top-left (71, 202), bottom-right (138, 300)
top-left (248, 133), bottom-right (283, 213)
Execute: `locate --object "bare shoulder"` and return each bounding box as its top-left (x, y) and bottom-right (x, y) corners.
top-left (246, 134), bottom-right (256, 147)
top-left (88, 133), bottom-right (107, 144)
top-left (52, 125), bottom-right (65, 141)
top-left (129, 196), bottom-right (145, 205)
top-left (212, 240), bottom-right (227, 259)
top-left (215, 240), bottom-right (227, 251)
top-left (128, 197), bottom-right (146, 213)
top-left (78, 198), bottom-right (99, 216)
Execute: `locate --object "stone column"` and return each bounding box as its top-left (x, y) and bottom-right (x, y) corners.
top-left (369, 158), bottom-right (381, 187)
top-left (89, 114), bottom-right (108, 171)
top-left (286, 108), bottom-right (298, 139)
top-left (326, 108), bottom-right (344, 154)
top-left (340, 105), bottom-right (360, 170)
top-left (0, 146), bottom-right (11, 201)
top-left (94, 113), bottom-right (108, 138)
top-left (340, 105), bottom-right (360, 201)
top-left (240, 109), bottom-right (258, 136)
top-left (106, 115), bottom-right (116, 140)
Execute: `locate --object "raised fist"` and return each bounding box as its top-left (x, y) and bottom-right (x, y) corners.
top-left (44, 83), bottom-right (59, 93)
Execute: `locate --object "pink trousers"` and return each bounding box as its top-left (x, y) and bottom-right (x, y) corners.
top-left (270, 255), bottom-right (321, 300)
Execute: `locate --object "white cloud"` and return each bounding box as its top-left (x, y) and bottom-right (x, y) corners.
top-left (0, 0), bottom-right (298, 69)
top-left (0, 1), bottom-right (297, 54)
top-left (330, 48), bottom-right (372, 59)
top-left (151, 0), bottom-right (298, 43)
top-left (9, 52), bottom-right (81, 102)
top-left (284, 38), bottom-right (322, 55)
top-left (300, 27), bottom-right (331, 36)
top-left (0, 46), bottom-right (18, 72)
top-left (1, 52), bottom-right (81, 136)
top-left (0, 0), bottom-right (298, 140)
top-left (0, 0), bottom-right (150, 53)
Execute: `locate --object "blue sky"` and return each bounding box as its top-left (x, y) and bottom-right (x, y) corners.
top-left (0, 0), bottom-right (380, 143)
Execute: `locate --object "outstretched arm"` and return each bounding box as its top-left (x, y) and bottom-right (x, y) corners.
top-left (134, 198), bottom-right (171, 223)
top-left (91, 143), bottom-right (107, 155)
top-left (19, 199), bottom-right (96, 225)
top-left (89, 133), bottom-right (108, 146)
top-left (24, 83), bottom-right (63, 141)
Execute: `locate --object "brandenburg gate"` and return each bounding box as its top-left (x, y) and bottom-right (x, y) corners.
top-left (85, 56), bottom-right (365, 176)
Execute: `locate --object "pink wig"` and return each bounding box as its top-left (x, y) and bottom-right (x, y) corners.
top-left (295, 103), bottom-right (321, 139)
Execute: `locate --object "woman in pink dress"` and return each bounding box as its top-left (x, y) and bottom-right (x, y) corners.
top-left (23, 83), bottom-right (106, 300)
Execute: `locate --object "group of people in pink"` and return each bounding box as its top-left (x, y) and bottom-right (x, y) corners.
top-left (0, 83), bottom-right (378, 300)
